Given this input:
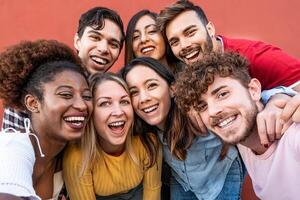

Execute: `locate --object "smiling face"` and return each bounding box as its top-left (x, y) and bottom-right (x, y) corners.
top-left (74, 19), bottom-right (122, 74)
top-left (198, 76), bottom-right (260, 145)
top-left (34, 70), bottom-right (93, 142)
top-left (166, 10), bottom-right (214, 65)
top-left (125, 65), bottom-right (172, 130)
top-left (132, 15), bottom-right (166, 61)
top-left (93, 80), bottom-right (133, 152)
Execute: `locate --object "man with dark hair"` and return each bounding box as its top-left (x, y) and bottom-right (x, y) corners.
top-left (157, 0), bottom-right (300, 145)
top-left (174, 52), bottom-right (300, 200)
top-left (2, 7), bottom-right (125, 131)
top-left (157, 0), bottom-right (300, 91)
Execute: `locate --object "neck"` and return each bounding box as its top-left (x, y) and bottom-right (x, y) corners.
top-left (31, 125), bottom-right (66, 163)
top-left (99, 138), bottom-right (125, 157)
top-left (239, 130), bottom-right (267, 155)
top-left (239, 102), bottom-right (268, 155)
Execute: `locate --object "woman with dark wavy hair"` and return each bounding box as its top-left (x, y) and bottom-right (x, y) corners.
top-left (0, 40), bottom-right (93, 200)
top-left (120, 57), bottom-right (244, 200)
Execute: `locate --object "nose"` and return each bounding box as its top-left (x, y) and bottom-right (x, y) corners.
top-left (139, 90), bottom-right (151, 104)
top-left (111, 103), bottom-right (124, 117)
top-left (207, 102), bottom-right (223, 117)
top-left (73, 96), bottom-right (88, 112)
top-left (140, 32), bottom-right (149, 43)
top-left (97, 40), bottom-right (109, 54)
top-left (180, 38), bottom-right (192, 49)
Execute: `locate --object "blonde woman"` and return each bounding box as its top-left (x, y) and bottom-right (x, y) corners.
top-left (63, 72), bottom-right (162, 200)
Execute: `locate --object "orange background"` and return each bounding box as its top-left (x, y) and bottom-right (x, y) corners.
top-left (1, 0), bottom-right (299, 199)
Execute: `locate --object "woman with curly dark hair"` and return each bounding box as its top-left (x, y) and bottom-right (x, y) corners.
top-left (0, 40), bottom-right (93, 200)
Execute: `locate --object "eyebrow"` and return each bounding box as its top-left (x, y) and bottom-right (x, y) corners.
top-left (56, 85), bottom-right (73, 90)
top-left (96, 94), bottom-right (129, 102)
top-left (211, 85), bottom-right (227, 96)
top-left (88, 30), bottom-right (121, 46)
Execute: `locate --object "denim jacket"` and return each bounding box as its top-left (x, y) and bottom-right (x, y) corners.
top-left (158, 131), bottom-right (237, 200)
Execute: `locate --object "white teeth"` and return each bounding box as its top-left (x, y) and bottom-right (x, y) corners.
top-left (64, 116), bottom-right (85, 122)
top-left (109, 121), bottom-right (125, 127)
top-left (142, 105), bottom-right (158, 113)
top-left (185, 50), bottom-right (199, 59)
top-left (141, 47), bottom-right (154, 54)
top-left (218, 116), bottom-right (235, 128)
top-left (91, 56), bottom-right (108, 65)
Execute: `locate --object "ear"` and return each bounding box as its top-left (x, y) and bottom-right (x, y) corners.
top-left (248, 78), bottom-right (261, 101)
top-left (206, 21), bottom-right (216, 38)
top-left (74, 33), bottom-right (81, 52)
top-left (169, 84), bottom-right (176, 98)
top-left (24, 94), bottom-right (40, 113)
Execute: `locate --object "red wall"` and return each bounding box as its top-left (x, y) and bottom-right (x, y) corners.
top-left (1, 1), bottom-right (299, 199)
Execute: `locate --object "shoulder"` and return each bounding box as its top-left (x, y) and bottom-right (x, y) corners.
top-left (63, 142), bottom-right (83, 165)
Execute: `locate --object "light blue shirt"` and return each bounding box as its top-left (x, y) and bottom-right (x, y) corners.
top-left (158, 132), bottom-right (237, 200)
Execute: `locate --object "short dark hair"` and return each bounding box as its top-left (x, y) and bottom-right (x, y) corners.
top-left (125, 10), bottom-right (157, 65)
top-left (174, 51), bottom-right (251, 113)
top-left (157, 0), bottom-right (209, 42)
top-left (0, 40), bottom-right (86, 111)
top-left (77, 7), bottom-right (125, 49)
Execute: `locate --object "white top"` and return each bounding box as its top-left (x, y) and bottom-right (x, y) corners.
top-left (238, 123), bottom-right (300, 200)
top-left (0, 129), bottom-right (40, 200)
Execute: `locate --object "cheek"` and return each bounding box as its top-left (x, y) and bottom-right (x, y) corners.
top-left (132, 41), bottom-right (139, 56)
top-left (131, 97), bottom-right (139, 111)
top-left (111, 48), bottom-right (120, 59)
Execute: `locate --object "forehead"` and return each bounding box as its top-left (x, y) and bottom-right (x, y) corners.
top-left (126, 65), bottom-right (166, 85)
top-left (204, 76), bottom-right (245, 96)
top-left (135, 15), bottom-right (156, 30)
top-left (95, 80), bottom-right (128, 98)
top-left (84, 19), bottom-right (122, 41)
top-left (166, 10), bottom-right (205, 37)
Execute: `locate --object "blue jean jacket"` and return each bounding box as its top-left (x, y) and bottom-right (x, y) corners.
top-left (158, 131), bottom-right (238, 200)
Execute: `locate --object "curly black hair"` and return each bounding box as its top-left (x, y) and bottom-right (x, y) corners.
top-left (0, 40), bottom-right (85, 110)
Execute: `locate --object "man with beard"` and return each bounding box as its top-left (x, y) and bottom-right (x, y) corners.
top-left (2, 7), bottom-right (125, 131)
top-left (174, 51), bottom-right (300, 200)
top-left (157, 0), bottom-right (300, 146)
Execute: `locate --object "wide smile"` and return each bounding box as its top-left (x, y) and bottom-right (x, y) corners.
top-left (90, 55), bottom-right (109, 66)
top-left (64, 116), bottom-right (87, 130)
top-left (108, 120), bottom-right (126, 136)
top-left (141, 104), bottom-right (159, 114)
top-left (141, 46), bottom-right (155, 55)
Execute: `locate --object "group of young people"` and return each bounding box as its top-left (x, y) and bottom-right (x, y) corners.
top-left (1, 0), bottom-right (300, 200)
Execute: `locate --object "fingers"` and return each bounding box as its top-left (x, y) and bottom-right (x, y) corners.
top-left (265, 113), bottom-right (275, 142)
top-left (275, 116), bottom-right (283, 139)
top-left (256, 113), bottom-right (270, 146)
top-left (280, 94), bottom-right (300, 122)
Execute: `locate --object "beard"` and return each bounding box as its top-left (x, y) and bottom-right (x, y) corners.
top-left (210, 99), bottom-right (258, 145)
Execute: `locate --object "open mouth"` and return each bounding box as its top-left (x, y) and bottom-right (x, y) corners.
top-left (141, 46), bottom-right (155, 55)
top-left (142, 104), bottom-right (159, 114)
top-left (91, 56), bottom-right (109, 65)
top-left (64, 116), bottom-right (86, 129)
top-left (216, 115), bottom-right (237, 129)
top-left (108, 121), bottom-right (126, 133)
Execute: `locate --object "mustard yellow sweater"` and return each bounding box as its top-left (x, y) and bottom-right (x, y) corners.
top-left (63, 136), bottom-right (162, 200)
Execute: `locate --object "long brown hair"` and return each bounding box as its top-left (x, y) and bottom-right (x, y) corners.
top-left (121, 57), bottom-right (194, 160)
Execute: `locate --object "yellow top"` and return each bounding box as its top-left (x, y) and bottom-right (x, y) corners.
top-left (63, 135), bottom-right (162, 200)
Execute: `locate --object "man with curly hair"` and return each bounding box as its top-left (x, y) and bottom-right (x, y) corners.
top-left (2, 7), bottom-right (125, 131)
top-left (157, 0), bottom-right (300, 146)
top-left (174, 51), bottom-right (300, 200)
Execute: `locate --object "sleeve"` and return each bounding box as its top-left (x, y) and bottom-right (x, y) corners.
top-left (261, 86), bottom-right (297, 105)
top-left (2, 108), bottom-right (28, 132)
top-left (63, 143), bottom-right (96, 200)
top-left (141, 137), bottom-right (162, 200)
top-left (246, 42), bottom-right (300, 90)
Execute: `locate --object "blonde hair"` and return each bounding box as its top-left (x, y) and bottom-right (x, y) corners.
top-left (81, 72), bottom-right (139, 175)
